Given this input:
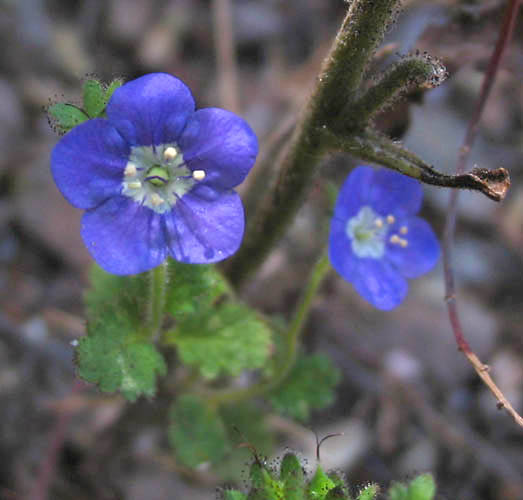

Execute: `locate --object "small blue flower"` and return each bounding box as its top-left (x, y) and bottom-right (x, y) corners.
top-left (329, 166), bottom-right (440, 310)
top-left (51, 73), bottom-right (258, 275)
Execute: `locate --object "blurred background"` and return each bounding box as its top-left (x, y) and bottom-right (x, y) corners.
top-left (0, 0), bottom-right (522, 498)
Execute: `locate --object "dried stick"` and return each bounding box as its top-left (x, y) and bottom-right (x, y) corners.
top-left (443, 0), bottom-right (523, 427)
top-left (211, 0), bottom-right (240, 113)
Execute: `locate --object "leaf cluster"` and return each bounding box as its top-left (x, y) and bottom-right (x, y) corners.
top-left (47, 78), bottom-right (122, 134)
top-left (222, 451), bottom-right (437, 500)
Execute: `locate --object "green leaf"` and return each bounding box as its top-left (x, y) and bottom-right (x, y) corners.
top-left (165, 260), bottom-right (230, 316)
top-left (214, 402), bottom-right (274, 482)
top-left (269, 354), bottom-right (341, 421)
top-left (47, 103), bottom-right (89, 133)
top-left (280, 453), bottom-right (306, 500)
top-left (75, 314), bottom-right (166, 401)
top-left (103, 78), bottom-right (123, 105)
top-left (405, 474), bottom-right (436, 500)
top-left (248, 461), bottom-right (284, 500)
top-left (223, 491), bottom-right (247, 500)
top-left (388, 475), bottom-right (436, 500)
top-left (85, 264), bottom-right (147, 325)
top-left (388, 482), bottom-right (408, 500)
top-left (307, 465), bottom-right (336, 500)
top-left (357, 483), bottom-right (379, 500)
top-left (166, 302), bottom-right (272, 379)
top-left (83, 79), bottom-right (106, 118)
top-left (168, 395), bottom-right (230, 467)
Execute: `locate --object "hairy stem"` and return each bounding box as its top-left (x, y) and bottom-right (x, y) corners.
top-left (341, 130), bottom-right (510, 201)
top-left (224, 0), bottom-right (401, 286)
top-left (341, 54), bottom-right (447, 131)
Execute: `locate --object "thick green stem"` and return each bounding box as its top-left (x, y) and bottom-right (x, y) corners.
top-left (320, 0), bottom-right (402, 116)
top-left (224, 1), bottom-right (402, 286)
top-left (209, 255), bottom-right (331, 406)
top-left (147, 261), bottom-right (168, 339)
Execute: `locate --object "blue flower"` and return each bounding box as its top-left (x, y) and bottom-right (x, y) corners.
top-left (329, 166), bottom-right (440, 310)
top-left (51, 73), bottom-right (258, 275)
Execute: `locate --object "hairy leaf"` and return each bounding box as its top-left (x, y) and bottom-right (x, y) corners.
top-left (166, 303), bottom-right (272, 379)
top-left (269, 354), bottom-right (340, 421)
top-left (48, 103), bottom-right (89, 133)
top-left (76, 314), bottom-right (166, 401)
top-left (168, 395), bottom-right (229, 467)
top-left (165, 260), bottom-right (230, 316)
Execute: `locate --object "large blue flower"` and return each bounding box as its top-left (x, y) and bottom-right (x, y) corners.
top-left (51, 73), bottom-right (258, 275)
top-left (329, 166), bottom-right (440, 310)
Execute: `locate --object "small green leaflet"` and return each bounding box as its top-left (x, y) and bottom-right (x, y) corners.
top-left (168, 395), bottom-right (230, 467)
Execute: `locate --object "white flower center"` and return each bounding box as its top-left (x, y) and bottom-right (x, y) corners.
top-left (121, 144), bottom-right (205, 214)
top-left (346, 206), bottom-right (388, 258)
top-left (346, 206), bottom-right (410, 258)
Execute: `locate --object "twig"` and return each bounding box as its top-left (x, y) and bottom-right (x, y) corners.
top-left (211, 0), bottom-right (240, 113)
top-left (443, 0), bottom-right (523, 427)
top-left (325, 331), bottom-right (523, 486)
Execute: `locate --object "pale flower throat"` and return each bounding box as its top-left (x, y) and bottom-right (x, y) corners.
top-left (346, 206), bottom-right (409, 258)
top-left (121, 144), bottom-right (206, 214)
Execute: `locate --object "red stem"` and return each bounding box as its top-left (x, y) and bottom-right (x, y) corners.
top-left (442, 0), bottom-right (523, 426)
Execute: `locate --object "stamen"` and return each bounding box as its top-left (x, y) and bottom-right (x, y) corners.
top-left (390, 234), bottom-right (400, 244)
top-left (374, 218), bottom-right (384, 228)
top-left (124, 163), bottom-right (137, 176)
top-left (128, 181), bottom-right (141, 189)
top-left (400, 226), bottom-right (408, 235)
top-left (192, 169), bottom-right (206, 181)
top-left (150, 193), bottom-right (164, 206)
top-left (386, 214), bottom-right (395, 224)
top-left (163, 147), bottom-right (178, 161)
top-left (390, 234), bottom-right (408, 247)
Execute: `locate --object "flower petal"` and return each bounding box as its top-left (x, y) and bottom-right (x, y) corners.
top-left (330, 221), bottom-right (407, 310)
top-left (329, 218), bottom-right (359, 282)
top-left (81, 196), bottom-right (168, 275)
top-left (178, 108), bottom-right (258, 190)
top-left (386, 216), bottom-right (440, 278)
top-left (367, 168), bottom-right (423, 216)
top-left (351, 259), bottom-right (408, 310)
top-left (51, 119), bottom-right (129, 209)
top-left (332, 166), bottom-right (375, 223)
top-left (106, 73), bottom-right (195, 147)
top-left (164, 191), bottom-right (244, 264)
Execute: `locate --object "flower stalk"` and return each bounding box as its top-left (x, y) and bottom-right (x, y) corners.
top-left (147, 261), bottom-right (168, 339)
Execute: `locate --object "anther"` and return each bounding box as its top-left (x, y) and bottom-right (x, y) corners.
top-left (150, 193), bottom-right (164, 206)
top-left (390, 234), bottom-right (408, 247)
top-left (128, 181), bottom-right (141, 189)
top-left (192, 169), bottom-right (206, 181)
top-left (386, 214), bottom-right (395, 224)
top-left (374, 218), bottom-right (384, 228)
top-left (400, 226), bottom-right (408, 235)
top-left (124, 163), bottom-right (137, 176)
top-left (163, 147), bottom-right (178, 161)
